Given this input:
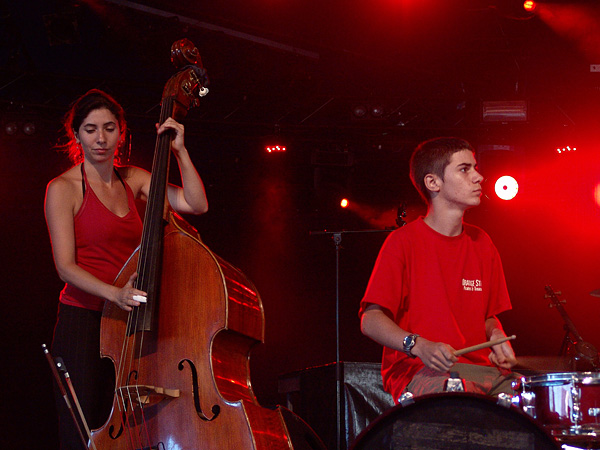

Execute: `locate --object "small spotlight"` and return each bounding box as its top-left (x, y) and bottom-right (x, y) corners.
top-left (523, 0), bottom-right (536, 12)
top-left (556, 146), bottom-right (577, 154)
top-left (265, 145), bottom-right (286, 153)
top-left (352, 105), bottom-right (368, 118)
top-left (340, 198), bottom-right (349, 208)
top-left (370, 105), bottom-right (384, 118)
top-left (22, 122), bottom-right (36, 136)
top-left (4, 122), bottom-right (18, 136)
top-left (494, 175), bottom-right (519, 201)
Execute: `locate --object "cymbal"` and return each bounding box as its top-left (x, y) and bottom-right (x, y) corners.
top-left (591, 289), bottom-right (600, 297)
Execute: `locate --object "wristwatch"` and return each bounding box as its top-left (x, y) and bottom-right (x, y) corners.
top-left (402, 334), bottom-right (419, 358)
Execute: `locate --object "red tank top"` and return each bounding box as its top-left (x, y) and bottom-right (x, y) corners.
top-left (59, 166), bottom-right (143, 311)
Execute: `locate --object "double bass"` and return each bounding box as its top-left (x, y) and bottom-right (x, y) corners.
top-left (91, 39), bottom-right (300, 450)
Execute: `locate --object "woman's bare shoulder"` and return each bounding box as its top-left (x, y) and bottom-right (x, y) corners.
top-left (45, 166), bottom-right (82, 216)
top-left (46, 166), bottom-right (80, 195)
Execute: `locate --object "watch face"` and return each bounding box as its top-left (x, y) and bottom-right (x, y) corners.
top-left (403, 335), bottom-right (414, 351)
top-left (403, 334), bottom-right (418, 356)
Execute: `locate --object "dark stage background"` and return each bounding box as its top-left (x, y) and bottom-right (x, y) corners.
top-left (3, 0), bottom-right (600, 448)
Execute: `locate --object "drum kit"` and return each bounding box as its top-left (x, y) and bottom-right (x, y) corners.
top-left (351, 286), bottom-right (600, 450)
top-left (511, 286), bottom-right (600, 448)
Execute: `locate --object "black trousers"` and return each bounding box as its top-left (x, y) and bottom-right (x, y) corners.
top-left (51, 303), bottom-right (114, 450)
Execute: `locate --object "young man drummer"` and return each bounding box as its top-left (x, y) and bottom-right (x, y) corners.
top-left (360, 137), bottom-right (518, 402)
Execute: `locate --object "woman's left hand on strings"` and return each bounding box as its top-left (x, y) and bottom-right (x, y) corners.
top-left (156, 117), bottom-right (188, 157)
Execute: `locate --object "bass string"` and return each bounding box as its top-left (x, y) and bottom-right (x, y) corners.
top-left (135, 94), bottom-right (174, 366)
top-left (115, 95), bottom-right (175, 450)
top-left (110, 249), bottom-right (144, 449)
top-left (114, 246), bottom-right (149, 447)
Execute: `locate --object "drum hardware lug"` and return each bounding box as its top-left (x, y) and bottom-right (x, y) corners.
top-left (571, 382), bottom-right (582, 425)
top-left (496, 392), bottom-right (517, 409)
top-left (444, 372), bottom-right (465, 392)
top-left (511, 378), bottom-right (522, 391)
top-left (589, 408), bottom-right (600, 417)
top-left (520, 391), bottom-right (537, 419)
top-left (398, 391), bottom-right (414, 407)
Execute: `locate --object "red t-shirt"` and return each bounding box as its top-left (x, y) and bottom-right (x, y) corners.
top-left (359, 217), bottom-right (511, 401)
top-left (59, 170), bottom-right (143, 311)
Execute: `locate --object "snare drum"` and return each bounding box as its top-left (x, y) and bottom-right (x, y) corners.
top-left (519, 372), bottom-right (600, 440)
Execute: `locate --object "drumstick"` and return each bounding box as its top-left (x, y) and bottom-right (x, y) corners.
top-left (454, 335), bottom-right (516, 356)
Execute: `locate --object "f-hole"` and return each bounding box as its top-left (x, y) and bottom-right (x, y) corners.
top-left (178, 359), bottom-right (221, 421)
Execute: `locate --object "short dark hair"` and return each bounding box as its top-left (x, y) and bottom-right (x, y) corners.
top-left (409, 137), bottom-right (474, 204)
top-left (61, 89), bottom-right (127, 164)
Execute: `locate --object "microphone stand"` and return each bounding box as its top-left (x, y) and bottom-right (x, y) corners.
top-left (309, 226), bottom-right (396, 450)
top-left (308, 202), bottom-right (407, 450)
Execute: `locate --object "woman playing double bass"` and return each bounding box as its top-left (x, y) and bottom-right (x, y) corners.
top-left (44, 89), bottom-right (208, 450)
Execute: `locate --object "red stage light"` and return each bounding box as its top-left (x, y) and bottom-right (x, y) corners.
top-left (494, 175), bottom-right (519, 201)
top-left (340, 198), bottom-right (349, 208)
top-left (523, 1), bottom-right (536, 12)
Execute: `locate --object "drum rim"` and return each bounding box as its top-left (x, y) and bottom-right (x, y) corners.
top-left (522, 371), bottom-right (600, 386)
